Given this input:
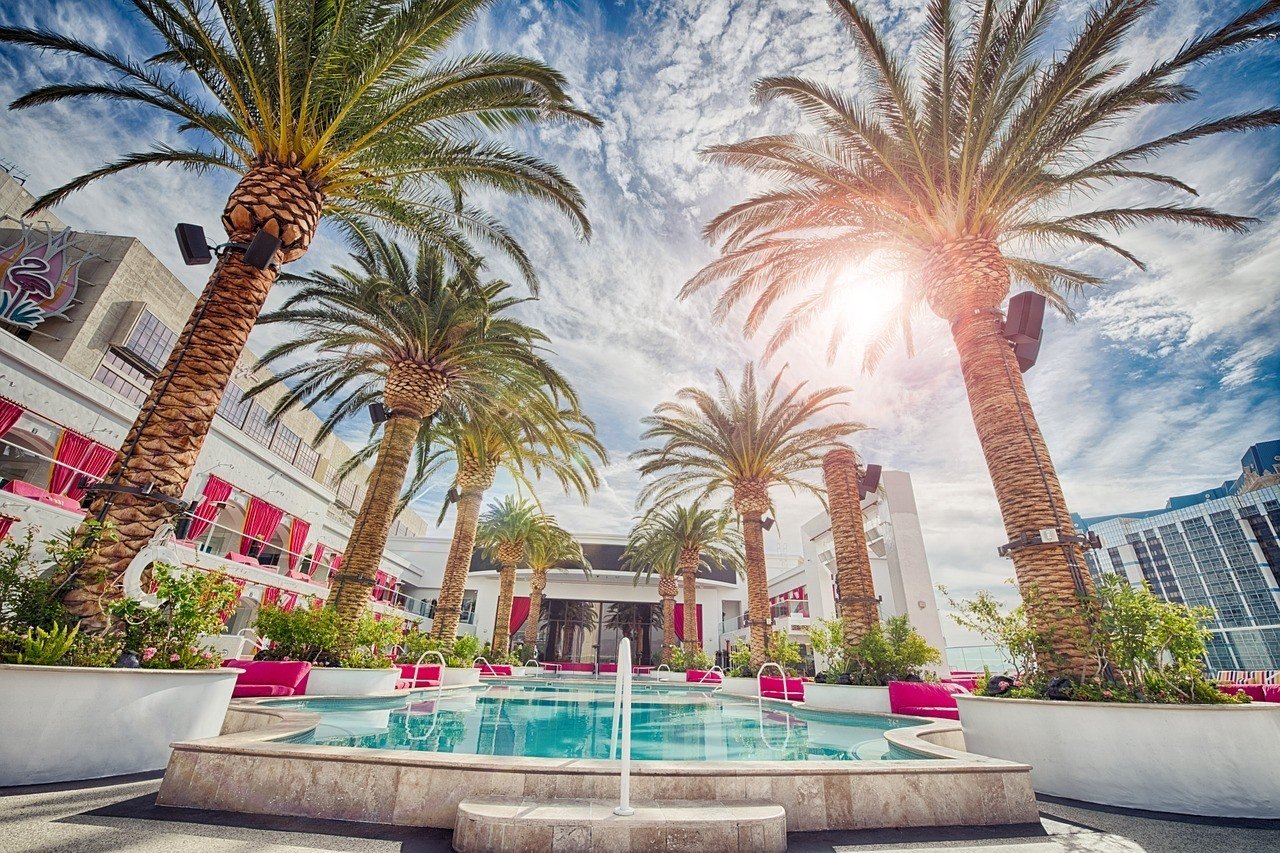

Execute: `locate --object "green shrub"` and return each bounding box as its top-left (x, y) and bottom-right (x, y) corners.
top-left (668, 646), bottom-right (712, 672)
top-left (255, 605), bottom-right (342, 664)
top-left (847, 616), bottom-right (942, 685)
top-left (450, 634), bottom-right (482, 667)
top-left (13, 623), bottom-right (79, 664)
top-left (108, 563), bottom-right (238, 669)
top-left (728, 640), bottom-right (752, 676)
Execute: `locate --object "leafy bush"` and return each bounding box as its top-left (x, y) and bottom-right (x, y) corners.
top-left (949, 578), bottom-right (1242, 704)
top-left (808, 616), bottom-right (941, 685)
top-left (450, 634), bottom-right (482, 667)
top-left (255, 606), bottom-right (342, 664)
top-left (728, 640), bottom-right (752, 676)
top-left (394, 630), bottom-right (483, 667)
top-left (668, 646), bottom-right (712, 672)
top-left (108, 564), bottom-right (238, 669)
top-left (12, 623), bottom-right (79, 664)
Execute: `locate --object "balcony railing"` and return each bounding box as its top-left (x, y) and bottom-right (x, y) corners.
top-left (771, 599), bottom-right (810, 620)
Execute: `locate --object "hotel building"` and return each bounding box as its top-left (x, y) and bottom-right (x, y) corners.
top-left (1078, 440), bottom-right (1280, 671)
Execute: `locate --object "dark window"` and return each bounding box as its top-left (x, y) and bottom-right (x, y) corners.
top-left (270, 425), bottom-right (301, 463)
top-left (93, 351), bottom-right (150, 404)
top-left (242, 403), bottom-right (275, 446)
top-left (122, 310), bottom-right (178, 374)
top-left (294, 443), bottom-right (320, 477)
top-left (217, 384), bottom-right (252, 429)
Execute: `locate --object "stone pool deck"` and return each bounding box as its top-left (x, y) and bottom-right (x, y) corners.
top-left (8, 770), bottom-right (1280, 852)
top-left (155, 699), bottom-right (1040, 832)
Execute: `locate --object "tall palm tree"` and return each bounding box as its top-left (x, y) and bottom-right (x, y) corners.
top-left (1, 0), bottom-right (596, 627)
top-left (424, 403), bottom-right (605, 641)
top-left (603, 602), bottom-right (656, 662)
top-left (623, 502), bottom-right (743, 661)
top-left (523, 521), bottom-right (591, 649)
top-left (681, 0), bottom-right (1280, 673)
top-left (475, 496), bottom-right (547, 655)
top-left (633, 364), bottom-right (862, 667)
top-left (822, 447), bottom-right (878, 645)
top-left (246, 235), bottom-right (571, 649)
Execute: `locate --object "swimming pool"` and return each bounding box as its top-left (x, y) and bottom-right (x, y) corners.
top-left (272, 681), bottom-right (926, 762)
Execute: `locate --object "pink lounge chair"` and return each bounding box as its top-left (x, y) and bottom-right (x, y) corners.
top-left (759, 675), bottom-right (805, 701)
top-left (685, 669), bottom-right (722, 684)
top-left (2, 480), bottom-right (84, 512)
top-left (397, 664), bottom-right (442, 689)
top-left (598, 663), bottom-right (618, 675)
top-left (474, 663), bottom-right (513, 676)
top-left (632, 665), bottom-right (654, 675)
top-left (555, 662), bottom-right (596, 675)
top-left (222, 660), bottom-right (312, 698)
top-left (942, 676), bottom-right (979, 692)
top-left (888, 680), bottom-right (968, 719)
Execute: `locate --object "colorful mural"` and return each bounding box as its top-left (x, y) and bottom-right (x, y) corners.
top-left (0, 217), bottom-right (92, 330)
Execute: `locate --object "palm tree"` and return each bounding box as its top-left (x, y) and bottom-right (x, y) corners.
top-left (523, 521), bottom-right (591, 649)
top-left (553, 600), bottom-right (598, 662)
top-left (623, 502), bottom-right (743, 662)
top-left (681, 0), bottom-right (1280, 673)
top-left (475, 496), bottom-right (548, 655)
top-left (822, 447), bottom-right (878, 645)
top-left (633, 364), bottom-right (862, 667)
top-left (425, 403), bottom-right (605, 641)
top-left (2, 0), bottom-right (596, 627)
top-left (603, 603), bottom-right (656, 662)
top-left (246, 235), bottom-right (572, 649)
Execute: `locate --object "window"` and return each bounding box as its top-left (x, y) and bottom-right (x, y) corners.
top-left (120, 310), bottom-right (177, 374)
top-left (217, 384), bottom-right (252, 428)
top-left (270, 425), bottom-right (301, 463)
top-left (294, 443), bottom-right (320, 477)
top-left (242, 403), bottom-right (276, 446)
top-left (93, 351), bottom-right (151, 404)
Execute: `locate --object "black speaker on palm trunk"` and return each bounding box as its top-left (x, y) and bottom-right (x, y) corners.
top-left (859, 464), bottom-right (882, 499)
top-left (1003, 291), bottom-right (1046, 372)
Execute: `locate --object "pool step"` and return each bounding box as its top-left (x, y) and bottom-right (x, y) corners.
top-left (452, 797), bottom-right (786, 852)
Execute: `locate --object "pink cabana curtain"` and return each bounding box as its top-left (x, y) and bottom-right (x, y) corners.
top-left (509, 595), bottom-right (531, 635)
top-left (187, 475), bottom-right (233, 541)
top-left (238, 496), bottom-right (284, 555)
top-left (0, 398), bottom-right (24, 439)
top-left (65, 442), bottom-right (116, 501)
top-left (674, 604), bottom-right (704, 642)
top-left (371, 570), bottom-right (387, 601)
top-left (286, 518), bottom-right (310, 572)
top-left (0, 514), bottom-right (18, 540)
top-left (48, 430), bottom-right (92, 495)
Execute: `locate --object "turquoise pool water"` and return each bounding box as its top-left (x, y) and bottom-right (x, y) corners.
top-left (273, 681), bottom-right (926, 762)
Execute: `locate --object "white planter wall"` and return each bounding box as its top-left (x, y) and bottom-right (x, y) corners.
top-left (441, 667), bottom-right (481, 687)
top-left (957, 695), bottom-right (1280, 818)
top-left (718, 676), bottom-right (758, 697)
top-left (803, 683), bottom-right (891, 714)
top-left (0, 664), bottom-right (237, 786)
top-left (304, 668), bottom-right (399, 696)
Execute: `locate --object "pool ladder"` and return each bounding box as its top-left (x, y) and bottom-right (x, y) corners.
top-left (608, 637), bottom-right (635, 816)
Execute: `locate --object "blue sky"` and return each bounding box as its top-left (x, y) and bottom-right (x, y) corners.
top-left (1, 0), bottom-right (1277, 643)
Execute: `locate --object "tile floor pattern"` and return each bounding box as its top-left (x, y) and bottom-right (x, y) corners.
top-left (2, 773), bottom-right (1278, 852)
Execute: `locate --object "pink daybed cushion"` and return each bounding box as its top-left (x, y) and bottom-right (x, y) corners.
top-left (686, 669), bottom-right (722, 683)
top-left (759, 675), bottom-right (804, 701)
top-left (397, 664), bottom-right (443, 688)
top-left (475, 663), bottom-right (513, 676)
top-left (223, 659), bottom-right (312, 697)
top-left (888, 680), bottom-right (968, 719)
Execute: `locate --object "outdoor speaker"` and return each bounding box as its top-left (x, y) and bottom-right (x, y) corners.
top-left (368, 402), bottom-right (388, 424)
top-left (1014, 337), bottom-right (1042, 373)
top-left (174, 223), bottom-right (212, 266)
top-left (859, 464), bottom-right (882, 499)
top-left (1004, 291), bottom-right (1046, 344)
top-left (242, 229), bottom-right (282, 270)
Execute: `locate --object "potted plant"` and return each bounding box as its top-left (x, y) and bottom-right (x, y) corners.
top-left (254, 606), bottom-right (401, 695)
top-left (717, 633), bottom-right (805, 695)
top-left (945, 579), bottom-right (1277, 818)
top-left (806, 616), bottom-right (942, 713)
top-left (397, 631), bottom-right (482, 686)
top-left (0, 525), bottom-right (240, 785)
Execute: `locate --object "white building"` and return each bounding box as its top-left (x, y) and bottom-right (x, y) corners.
top-left (0, 164), bottom-right (430, 628)
top-left (390, 470), bottom-right (948, 668)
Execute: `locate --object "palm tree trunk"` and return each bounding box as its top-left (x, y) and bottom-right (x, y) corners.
top-left (660, 593), bottom-right (676, 665)
top-left (928, 237), bottom-right (1095, 675)
top-left (823, 447), bottom-right (879, 645)
top-left (680, 553), bottom-right (700, 655)
top-left (60, 162), bottom-right (322, 630)
top-left (740, 513), bottom-right (771, 670)
top-left (492, 562), bottom-right (517, 654)
top-left (329, 412), bottom-right (422, 652)
top-left (432, 487), bottom-right (485, 640)
top-left (524, 567), bottom-right (547, 648)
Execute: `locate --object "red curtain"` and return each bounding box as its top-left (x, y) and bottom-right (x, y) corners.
top-left (509, 595), bottom-right (531, 635)
top-left (48, 430), bottom-right (92, 496)
top-left (0, 514), bottom-right (18, 541)
top-left (238, 496), bottom-right (284, 555)
top-left (0, 398), bottom-right (23, 439)
top-left (65, 442), bottom-right (116, 501)
top-left (674, 604), bottom-right (704, 642)
top-left (371, 570), bottom-right (387, 601)
top-left (286, 518), bottom-right (310, 572)
top-left (187, 475), bottom-right (233, 541)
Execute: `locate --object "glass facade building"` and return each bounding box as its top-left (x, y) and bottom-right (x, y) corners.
top-left (1081, 483), bottom-right (1280, 672)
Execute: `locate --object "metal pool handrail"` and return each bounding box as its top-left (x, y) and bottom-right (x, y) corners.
top-left (690, 664), bottom-right (725, 684)
top-left (414, 650), bottom-right (447, 706)
top-left (609, 637), bottom-right (635, 816)
top-left (754, 661), bottom-right (795, 752)
top-left (756, 661), bottom-right (801, 700)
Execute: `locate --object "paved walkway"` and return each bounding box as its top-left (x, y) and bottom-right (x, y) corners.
top-left (3, 773), bottom-right (1277, 852)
